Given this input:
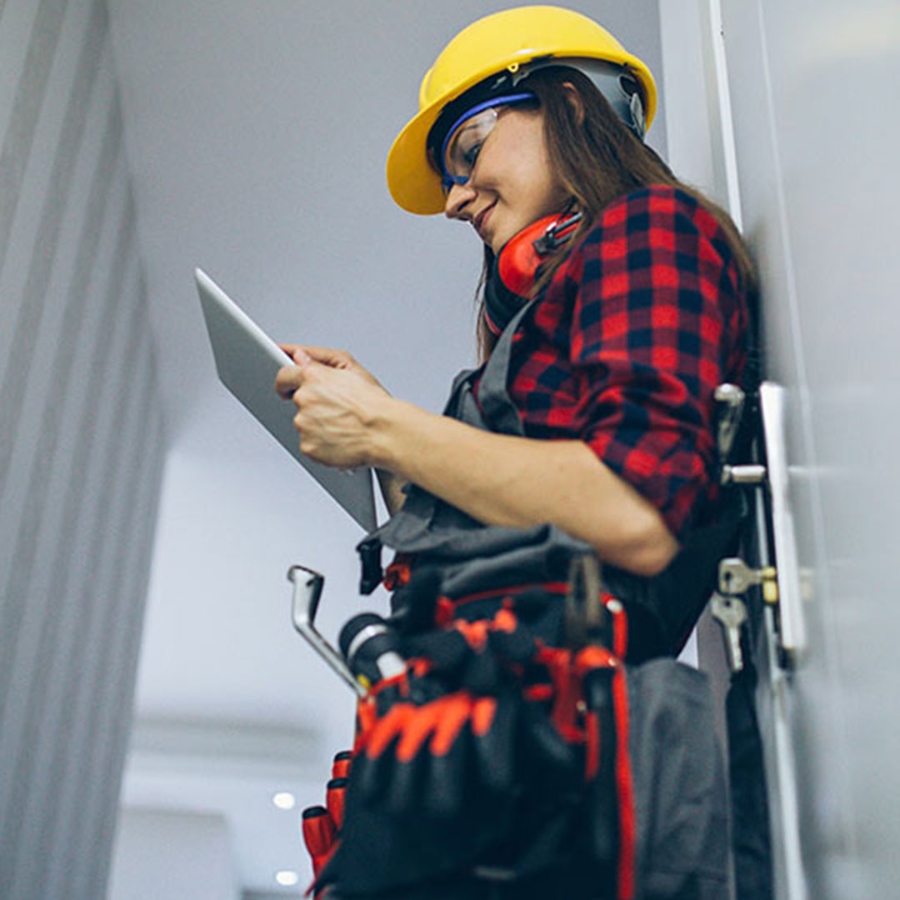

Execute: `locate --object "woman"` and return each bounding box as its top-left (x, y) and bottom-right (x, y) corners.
top-left (278, 7), bottom-right (753, 899)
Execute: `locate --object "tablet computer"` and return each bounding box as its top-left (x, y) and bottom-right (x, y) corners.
top-left (195, 268), bottom-right (377, 532)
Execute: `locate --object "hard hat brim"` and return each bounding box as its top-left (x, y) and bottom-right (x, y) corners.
top-left (386, 100), bottom-right (451, 216)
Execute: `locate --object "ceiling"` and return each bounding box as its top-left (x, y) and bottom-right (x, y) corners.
top-left (104, 0), bottom-right (666, 893)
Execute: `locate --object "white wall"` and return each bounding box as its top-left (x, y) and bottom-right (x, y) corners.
top-left (659, 0), bottom-right (721, 202)
top-left (723, 1), bottom-right (900, 894)
top-left (668, 1), bottom-right (900, 898)
top-left (107, 809), bottom-right (239, 900)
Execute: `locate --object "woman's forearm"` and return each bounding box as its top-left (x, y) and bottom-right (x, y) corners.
top-left (368, 398), bottom-right (679, 576)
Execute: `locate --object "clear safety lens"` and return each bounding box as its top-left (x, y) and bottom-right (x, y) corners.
top-left (439, 93), bottom-right (536, 195)
top-left (443, 107), bottom-right (502, 189)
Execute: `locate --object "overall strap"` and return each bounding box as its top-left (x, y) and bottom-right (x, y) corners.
top-left (357, 301), bottom-right (538, 589)
top-left (474, 299), bottom-right (533, 437)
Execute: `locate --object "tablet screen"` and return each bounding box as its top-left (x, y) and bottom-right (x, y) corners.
top-left (196, 268), bottom-right (377, 532)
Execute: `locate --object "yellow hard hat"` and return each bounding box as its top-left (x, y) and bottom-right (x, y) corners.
top-left (386, 5), bottom-right (657, 215)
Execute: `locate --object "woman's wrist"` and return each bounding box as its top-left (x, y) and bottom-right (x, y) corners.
top-left (363, 395), bottom-right (424, 472)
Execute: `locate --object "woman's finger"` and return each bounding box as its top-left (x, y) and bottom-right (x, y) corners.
top-left (301, 346), bottom-right (356, 368)
top-left (274, 363), bottom-right (306, 399)
top-left (279, 344), bottom-right (354, 369)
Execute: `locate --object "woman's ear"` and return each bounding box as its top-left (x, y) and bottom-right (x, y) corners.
top-left (562, 82), bottom-right (585, 125)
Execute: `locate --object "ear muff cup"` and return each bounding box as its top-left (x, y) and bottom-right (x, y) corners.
top-left (497, 216), bottom-right (556, 298)
top-left (484, 214), bottom-right (583, 336)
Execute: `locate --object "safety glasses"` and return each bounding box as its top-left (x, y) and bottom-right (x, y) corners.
top-left (439, 93), bottom-right (536, 195)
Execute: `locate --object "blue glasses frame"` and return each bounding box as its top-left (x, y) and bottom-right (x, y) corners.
top-left (439, 92), bottom-right (536, 195)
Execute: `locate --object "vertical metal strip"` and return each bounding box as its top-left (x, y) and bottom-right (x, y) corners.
top-left (0, 0), bottom-right (104, 495)
top-left (702, 0), bottom-right (745, 229)
top-left (0, 104), bottom-right (123, 900)
top-left (0, 55), bottom-right (118, 737)
top-left (756, 380), bottom-right (809, 900)
top-left (759, 382), bottom-right (807, 660)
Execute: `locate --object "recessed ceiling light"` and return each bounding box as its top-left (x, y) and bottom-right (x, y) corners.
top-left (272, 791), bottom-right (296, 810)
top-left (275, 870), bottom-right (300, 886)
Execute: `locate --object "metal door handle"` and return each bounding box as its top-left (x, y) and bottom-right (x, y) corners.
top-left (760, 382), bottom-right (807, 665)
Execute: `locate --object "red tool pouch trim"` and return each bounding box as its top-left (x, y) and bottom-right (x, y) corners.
top-left (354, 700), bottom-right (377, 750)
top-left (584, 710), bottom-right (601, 782)
top-left (604, 594), bottom-right (629, 661)
top-left (612, 664), bottom-right (636, 900)
top-left (445, 580), bottom-right (569, 612)
top-left (383, 554), bottom-right (413, 591)
top-left (534, 645), bottom-right (582, 743)
top-left (573, 637), bottom-right (635, 900)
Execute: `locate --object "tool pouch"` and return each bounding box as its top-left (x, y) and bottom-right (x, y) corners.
top-left (313, 594), bottom-right (729, 900)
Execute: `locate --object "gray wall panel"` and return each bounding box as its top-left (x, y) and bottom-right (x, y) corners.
top-left (0, 155), bottom-right (128, 831)
top-left (46, 264), bottom-right (149, 897)
top-left (0, 0), bottom-right (103, 498)
top-left (9, 241), bottom-right (140, 900)
top-left (0, 0), bottom-right (66, 285)
top-left (21, 248), bottom-right (140, 900)
top-left (0, 1), bottom-right (42, 143)
top-left (0, 0), bottom-right (166, 896)
top-left (720, 0), bottom-right (900, 897)
top-left (86, 405), bottom-right (165, 900)
top-left (0, 63), bottom-right (117, 748)
top-left (68, 337), bottom-right (162, 900)
top-left (0, 0), bottom-right (108, 581)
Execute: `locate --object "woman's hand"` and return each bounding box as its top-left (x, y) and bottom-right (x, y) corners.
top-left (278, 345), bottom-right (385, 389)
top-left (275, 346), bottom-right (394, 470)
top-left (275, 346), bottom-right (677, 575)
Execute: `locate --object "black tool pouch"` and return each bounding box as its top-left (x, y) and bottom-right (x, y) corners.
top-left (318, 655), bottom-right (729, 900)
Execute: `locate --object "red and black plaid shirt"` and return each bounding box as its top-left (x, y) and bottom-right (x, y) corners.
top-left (503, 185), bottom-right (750, 540)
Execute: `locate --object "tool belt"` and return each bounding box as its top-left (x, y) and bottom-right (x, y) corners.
top-left (304, 562), bottom-right (730, 899)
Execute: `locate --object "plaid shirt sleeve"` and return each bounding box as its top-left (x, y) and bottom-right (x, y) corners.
top-left (560, 186), bottom-right (748, 538)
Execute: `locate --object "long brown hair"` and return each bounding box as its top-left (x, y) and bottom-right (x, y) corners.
top-left (476, 66), bottom-right (755, 359)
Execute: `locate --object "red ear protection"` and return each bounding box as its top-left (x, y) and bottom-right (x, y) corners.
top-left (484, 211), bottom-right (583, 337)
top-left (497, 212), bottom-right (582, 296)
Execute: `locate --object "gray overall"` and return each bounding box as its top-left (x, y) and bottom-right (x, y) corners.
top-left (330, 301), bottom-right (734, 899)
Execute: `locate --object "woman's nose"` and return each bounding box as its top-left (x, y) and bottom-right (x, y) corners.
top-left (443, 181), bottom-right (477, 219)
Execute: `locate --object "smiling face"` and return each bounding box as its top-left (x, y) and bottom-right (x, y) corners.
top-left (442, 105), bottom-right (571, 253)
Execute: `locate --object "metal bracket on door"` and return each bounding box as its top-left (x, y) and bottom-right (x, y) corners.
top-left (712, 380), bottom-right (806, 671)
top-left (759, 381), bottom-right (807, 668)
